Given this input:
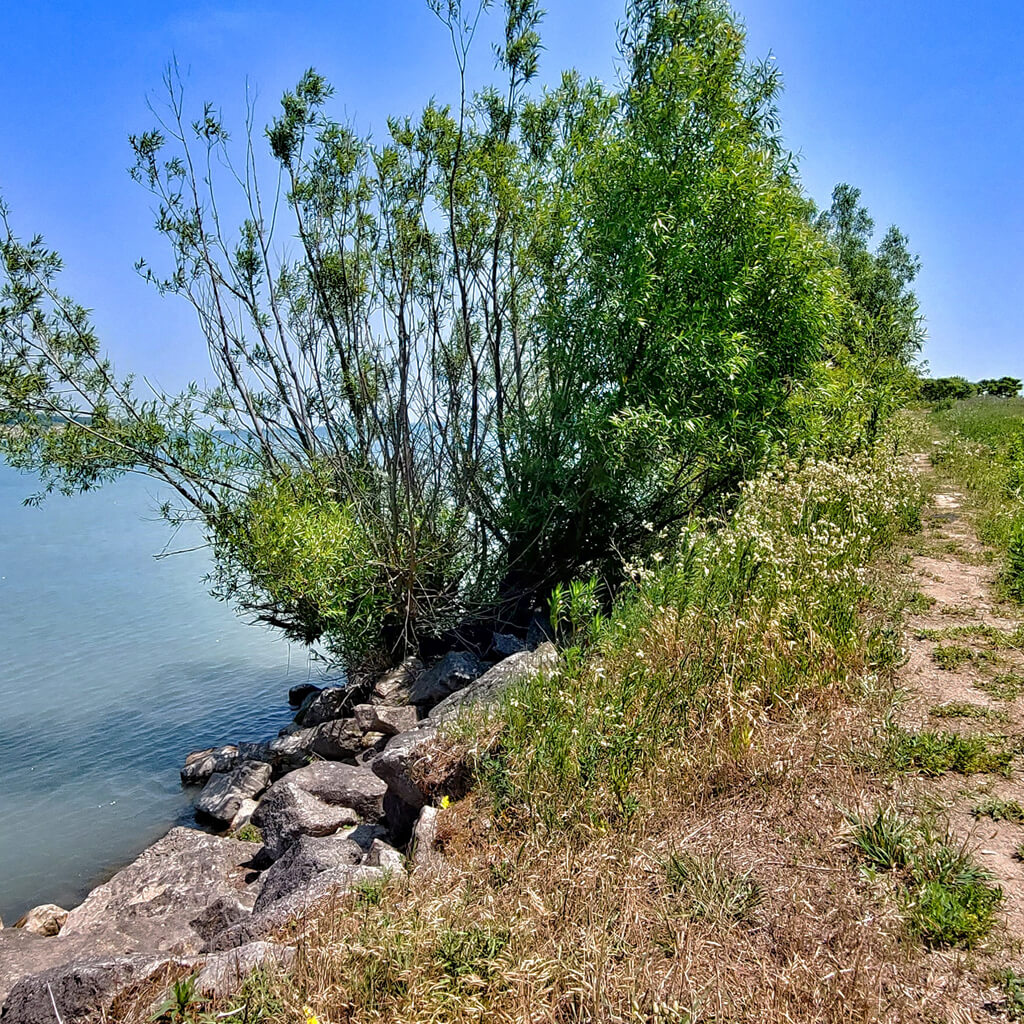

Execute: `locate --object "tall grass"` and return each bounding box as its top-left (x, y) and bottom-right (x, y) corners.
top-left (929, 397), bottom-right (1024, 597)
top-left (482, 450), bottom-right (922, 830)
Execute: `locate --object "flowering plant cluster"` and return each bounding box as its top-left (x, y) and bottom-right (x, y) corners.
top-left (485, 448), bottom-right (923, 830)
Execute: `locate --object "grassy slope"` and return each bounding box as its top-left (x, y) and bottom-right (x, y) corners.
top-left (129, 414), bottom-right (1024, 1024)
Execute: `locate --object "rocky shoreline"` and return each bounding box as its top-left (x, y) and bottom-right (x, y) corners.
top-left (0, 634), bottom-right (557, 1023)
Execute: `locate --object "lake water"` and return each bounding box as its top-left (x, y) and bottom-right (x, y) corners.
top-left (0, 463), bottom-right (319, 924)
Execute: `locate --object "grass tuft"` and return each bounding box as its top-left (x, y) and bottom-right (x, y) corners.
top-left (972, 797), bottom-right (1024, 823)
top-left (881, 724), bottom-right (1014, 776)
top-left (665, 851), bottom-right (762, 923)
top-left (928, 701), bottom-right (1007, 721)
top-left (932, 644), bottom-right (973, 671)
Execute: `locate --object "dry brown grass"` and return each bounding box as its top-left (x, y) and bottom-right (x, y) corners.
top-left (170, 698), bottom-right (1004, 1024)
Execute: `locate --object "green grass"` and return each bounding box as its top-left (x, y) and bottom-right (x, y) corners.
top-left (846, 806), bottom-right (1002, 949)
top-left (997, 970), bottom-right (1024, 1022)
top-left (432, 926), bottom-right (510, 982)
top-left (906, 590), bottom-right (937, 614)
top-left (881, 725), bottom-right (1015, 777)
top-left (972, 797), bottom-right (1024, 823)
top-left (928, 701), bottom-right (1007, 722)
top-left (230, 823), bottom-right (263, 843)
top-left (931, 644), bottom-right (973, 671)
top-left (978, 673), bottom-right (1024, 701)
top-left (928, 398), bottom-right (1024, 600)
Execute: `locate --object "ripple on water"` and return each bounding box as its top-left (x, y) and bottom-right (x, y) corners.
top-left (0, 466), bottom-right (318, 922)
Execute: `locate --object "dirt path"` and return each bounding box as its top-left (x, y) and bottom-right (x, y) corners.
top-left (899, 450), bottom-right (1024, 941)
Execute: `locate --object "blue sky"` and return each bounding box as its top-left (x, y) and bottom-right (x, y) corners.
top-left (1, 1), bottom-right (1021, 388)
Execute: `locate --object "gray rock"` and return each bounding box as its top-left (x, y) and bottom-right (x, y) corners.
top-left (1, 953), bottom-right (188, 1024)
top-left (188, 896), bottom-right (252, 944)
top-left (409, 652), bottom-right (487, 708)
top-left (207, 865), bottom-right (384, 951)
top-left (429, 643), bottom-right (558, 724)
top-left (195, 761), bottom-right (272, 828)
top-left (372, 657), bottom-right (423, 706)
top-left (367, 839), bottom-right (405, 874)
top-left (251, 782), bottom-right (360, 861)
top-left (354, 703), bottom-right (419, 736)
top-left (280, 761), bottom-right (387, 822)
top-left (254, 834), bottom-right (364, 911)
top-left (289, 682), bottom-right (321, 706)
top-left (298, 686), bottom-right (355, 727)
top-left (411, 805), bottom-right (441, 871)
top-left (236, 740), bottom-right (277, 763)
top-left (492, 631), bottom-right (528, 656)
top-left (59, 827), bottom-right (259, 956)
top-left (341, 822), bottom-right (389, 852)
top-left (194, 941), bottom-right (296, 999)
top-left (308, 717), bottom-right (364, 760)
top-left (371, 724), bottom-right (439, 809)
top-left (13, 904), bottom-right (68, 937)
top-left (230, 798), bottom-right (259, 832)
top-left (267, 728), bottom-right (317, 761)
top-left (181, 744), bottom-right (240, 785)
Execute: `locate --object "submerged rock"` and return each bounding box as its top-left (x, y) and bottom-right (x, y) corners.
top-left (288, 682), bottom-right (321, 706)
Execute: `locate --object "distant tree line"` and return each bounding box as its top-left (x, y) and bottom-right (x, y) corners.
top-left (919, 376), bottom-right (1022, 402)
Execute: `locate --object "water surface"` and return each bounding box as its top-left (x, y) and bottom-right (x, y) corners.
top-left (0, 464), bottom-right (314, 923)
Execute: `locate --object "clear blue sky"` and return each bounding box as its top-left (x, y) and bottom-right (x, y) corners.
top-left (1, 1), bottom-right (1021, 388)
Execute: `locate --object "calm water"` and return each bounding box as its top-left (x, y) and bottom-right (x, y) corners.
top-left (0, 464), bottom-right (317, 923)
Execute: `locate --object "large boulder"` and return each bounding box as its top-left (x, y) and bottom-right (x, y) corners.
top-left (288, 682), bottom-right (321, 706)
top-left (1, 953), bottom-right (188, 1024)
top-left (429, 643), bottom-right (558, 723)
top-left (308, 717), bottom-right (364, 760)
top-left (408, 652), bottom-right (487, 708)
top-left (13, 904), bottom-right (68, 937)
top-left (251, 782), bottom-right (360, 861)
top-left (181, 744), bottom-right (240, 785)
top-left (59, 827), bottom-right (259, 956)
top-left (353, 703), bottom-right (419, 737)
top-left (195, 761), bottom-right (272, 829)
top-left (279, 762), bottom-right (387, 822)
top-left (298, 686), bottom-right (356, 727)
top-left (194, 941), bottom-right (296, 999)
top-left (372, 657), bottom-right (423, 706)
top-left (207, 864), bottom-right (384, 951)
top-left (254, 834), bottom-right (364, 911)
top-left (371, 724), bottom-right (439, 810)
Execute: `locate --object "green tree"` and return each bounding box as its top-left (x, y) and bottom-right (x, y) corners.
top-left (0, 0), bottom-right (877, 670)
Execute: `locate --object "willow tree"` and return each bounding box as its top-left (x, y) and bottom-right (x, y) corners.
top-left (1, 0), bottom-right (842, 670)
